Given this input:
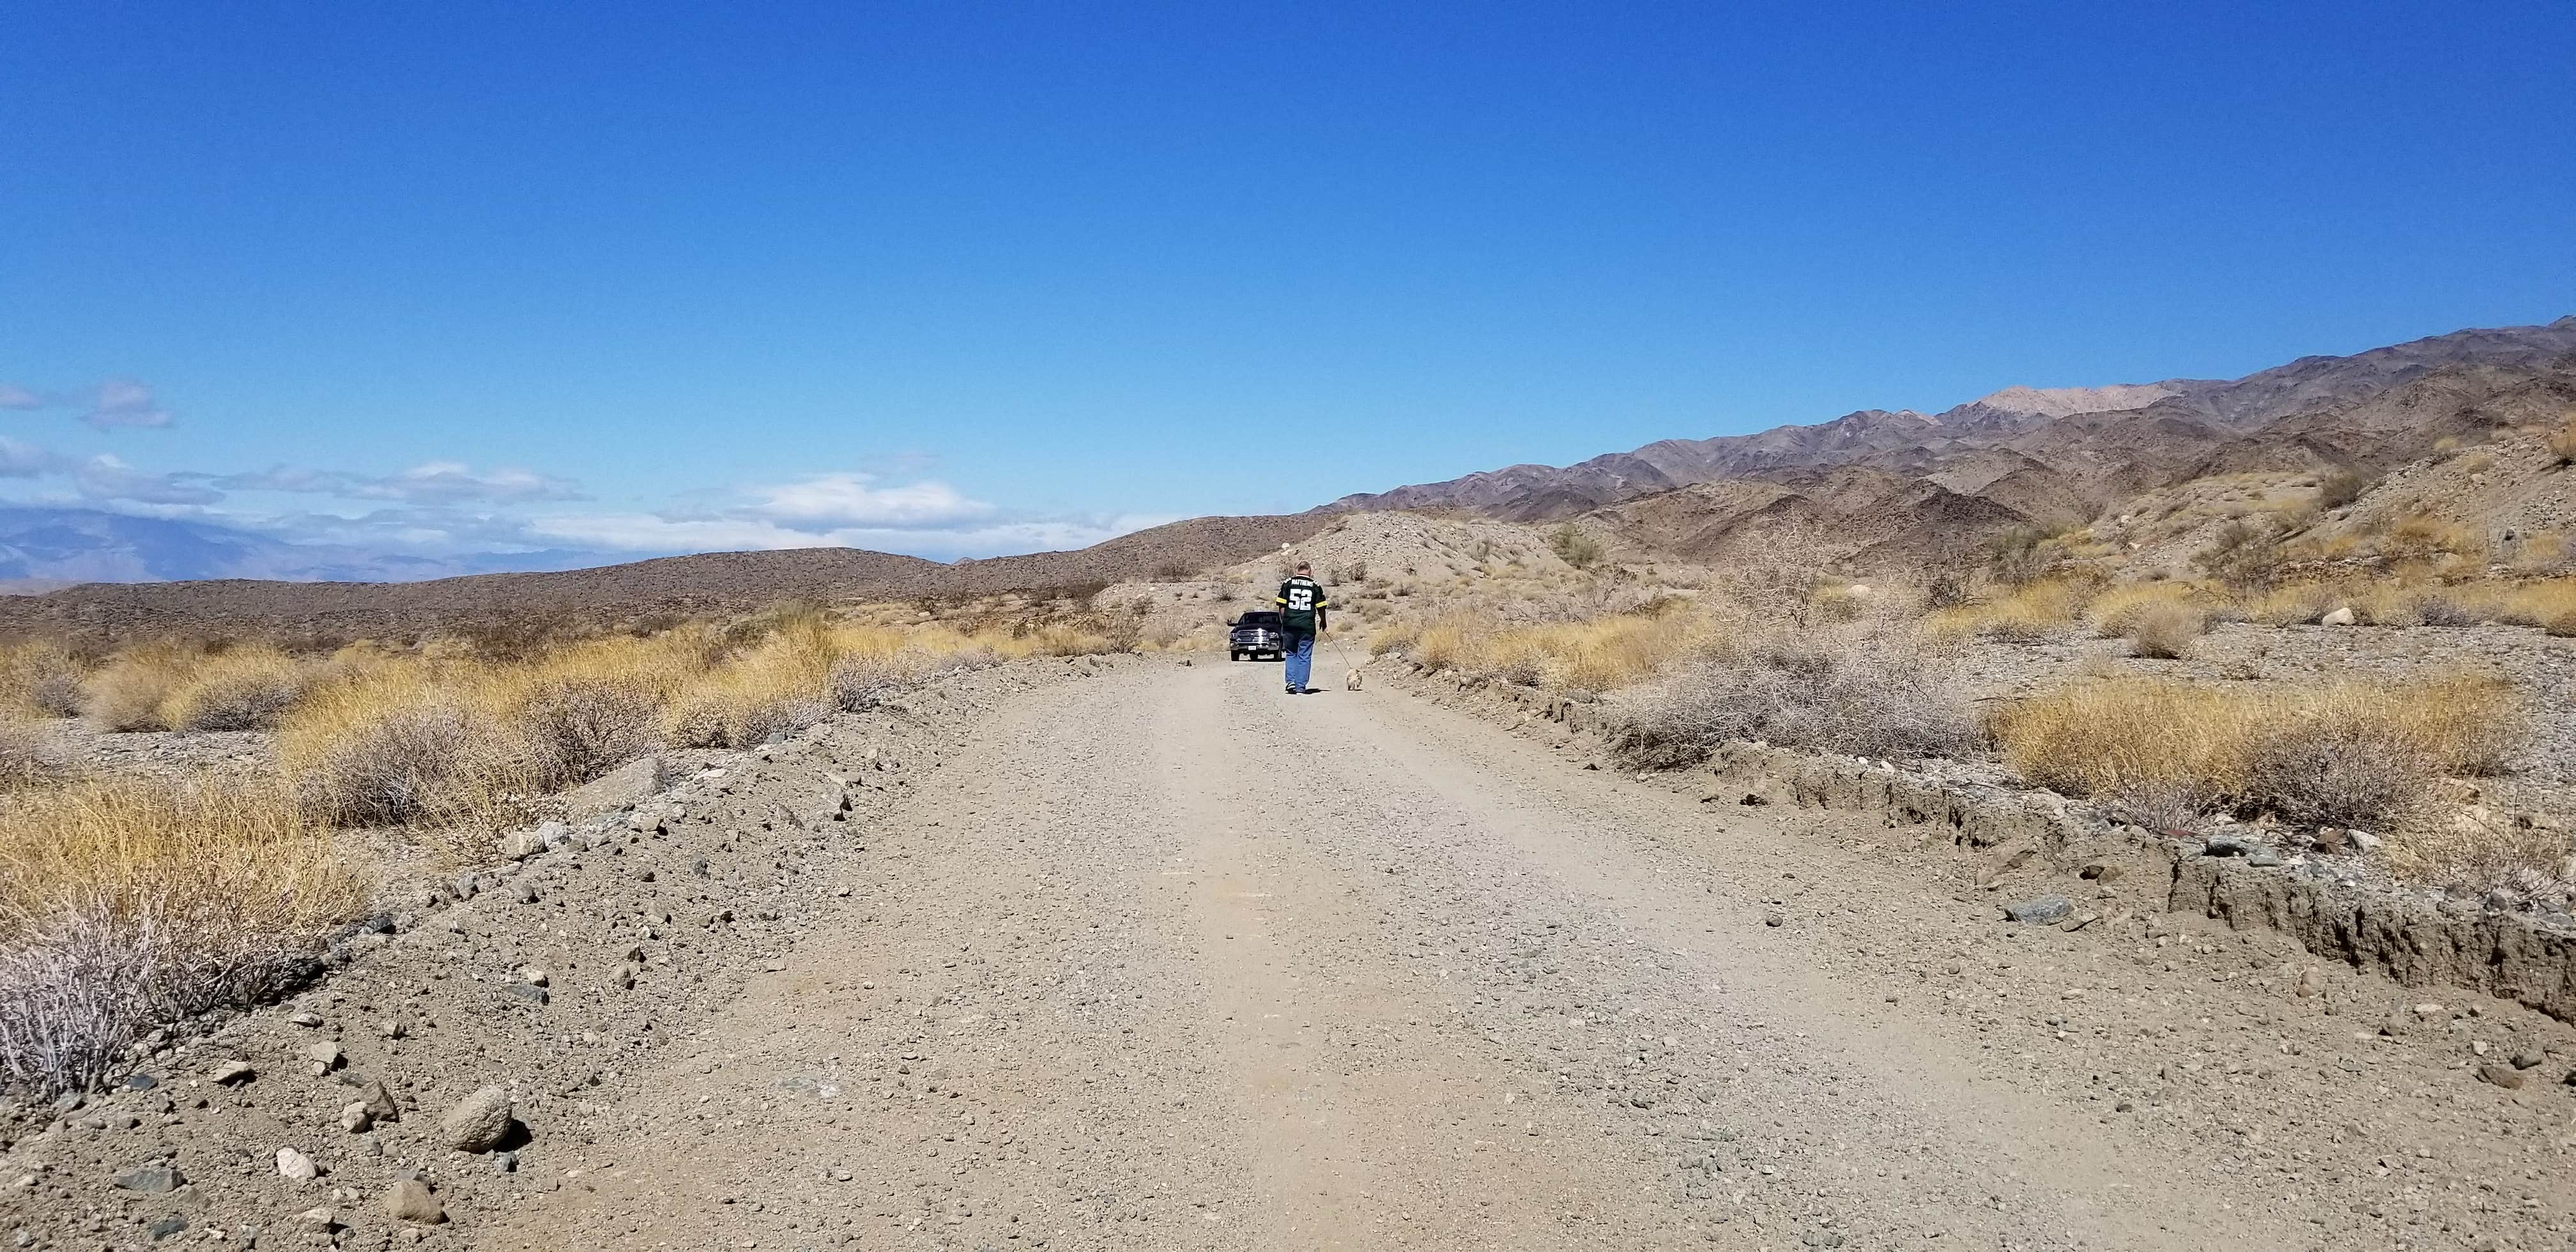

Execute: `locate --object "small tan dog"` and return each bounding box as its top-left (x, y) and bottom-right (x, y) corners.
top-left (1346, 666), bottom-right (1364, 691)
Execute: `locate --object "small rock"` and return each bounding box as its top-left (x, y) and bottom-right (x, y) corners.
top-left (521, 967), bottom-right (549, 988)
top-left (2321, 606), bottom-right (2356, 627)
top-left (440, 1085), bottom-right (514, 1153)
top-left (385, 1179), bottom-right (445, 1225)
top-left (123, 1073), bottom-right (158, 1091)
top-left (341, 1102), bottom-right (373, 1134)
top-left (491, 1149), bottom-right (519, 1175)
top-left (2248, 848), bottom-right (2283, 867)
top-left (2511, 1050), bottom-right (2544, 1071)
top-left (356, 1080), bottom-right (401, 1124)
top-left (503, 982), bottom-right (549, 1007)
top-left (113, 1163), bottom-right (185, 1193)
top-left (1762, 912), bottom-right (1784, 928)
top-left (2002, 896), bottom-right (2074, 924)
top-left (276, 1147), bottom-right (320, 1182)
top-left (210, 1060), bottom-right (256, 1085)
top-left (307, 1042), bottom-right (344, 1069)
top-left (2476, 1062), bottom-right (2527, 1090)
top-left (2202, 834), bottom-right (2260, 858)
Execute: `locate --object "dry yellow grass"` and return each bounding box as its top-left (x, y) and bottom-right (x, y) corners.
top-left (1989, 674), bottom-right (2521, 834)
top-left (0, 641), bottom-right (85, 719)
top-left (82, 641), bottom-right (200, 731)
top-left (2085, 583), bottom-right (2205, 637)
top-left (1367, 609), bottom-right (1698, 692)
top-left (161, 644), bottom-right (312, 731)
top-left (0, 774), bottom-right (366, 934)
top-left (1922, 578), bottom-right (2090, 643)
top-left (0, 773), bottom-right (370, 1092)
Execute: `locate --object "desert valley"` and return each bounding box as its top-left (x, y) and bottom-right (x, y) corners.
top-left (3, 317), bottom-right (2576, 1248)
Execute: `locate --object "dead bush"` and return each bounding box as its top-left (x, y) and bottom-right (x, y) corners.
top-left (1611, 632), bottom-right (1976, 769)
top-left (0, 717), bottom-right (63, 791)
top-left (829, 653), bottom-right (900, 713)
top-left (2550, 419), bottom-right (2576, 468)
top-left (511, 675), bottom-right (660, 791)
top-left (164, 646), bottom-right (310, 731)
top-left (279, 678), bottom-right (522, 828)
top-left (2125, 604), bottom-right (2206, 659)
top-left (83, 643), bottom-right (199, 731)
top-left (0, 776), bottom-right (366, 1094)
top-left (0, 642), bottom-right (86, 718)
top-left (2315, 468), bottom-right (2373, 508)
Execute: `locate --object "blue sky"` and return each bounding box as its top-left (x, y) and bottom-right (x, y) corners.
top-left (3, 1), bottom-right (2572, 563)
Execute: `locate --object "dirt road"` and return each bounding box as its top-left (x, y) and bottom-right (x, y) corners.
top-left (477, 660), bottom-right (2575, 1251)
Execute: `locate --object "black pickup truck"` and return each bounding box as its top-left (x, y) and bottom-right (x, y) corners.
top-left (1228, 611), bottom-right (1285, 661)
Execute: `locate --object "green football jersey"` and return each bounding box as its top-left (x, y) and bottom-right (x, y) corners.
top-left (1276, 575), bottom-right (1328, 630)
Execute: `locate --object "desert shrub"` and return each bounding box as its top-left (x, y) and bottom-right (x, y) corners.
top-left (2246, 583), bottom-right (2340, 626)
top-left (508, 674), bottom-right (661, 790)
top-left (1549, 525), bottom-right (1605, 570)
top-left (1413, 622), bottom-right (1468, 672)
top-left (2549, 419), bottom-right (2576, 468)
top-left (83, 642), bottom-right (201, 731)
top-left (829, 652), bottom-right (902, 712)
top-left (2547, 611), bottom-right (2576, 638)
top-left (1924, 578), bottom-right (2090, 643)
top-left (0, 775), bottom-right (366, 1094)
top-left (0, 642), bottom-right (86, 718)
top-left (2088, 583), bottom-right (2202, 637)
top-left (1611, 632), bottom-right (1976, 769)
top-left (1982, 528), bottom-right (2049, 586)
top-left (2124, 604), bottom-right (2207, 659)
top-left (664, 631), bottom-right (834, 749)
top-left (2315, 468), bottom-right (2373, 508)
top-left (162, 645), bottom-right (310, 731)
top-left (0, 717), bottom-right (62, 791)
top-left (1990, 675), bottom-right (2521, 832)
top-left (2194, 519), bottom-right (2285, 591)
top-left (278, 673), bottom-right (525, 828)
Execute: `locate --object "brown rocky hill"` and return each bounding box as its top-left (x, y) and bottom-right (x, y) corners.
top-left (0, 513), bottom-right (1330, 643)
top-left (1329, 315), bottom-right (2576, 567)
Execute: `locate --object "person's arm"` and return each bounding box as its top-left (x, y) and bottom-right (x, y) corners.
top-left (1315, 586), bottom-right (1329, 634)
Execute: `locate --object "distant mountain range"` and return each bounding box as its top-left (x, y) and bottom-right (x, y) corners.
top-left (3, 313), bottom-right (2572, 636)
top-left (1325, 315), bottom-right (2576, 569)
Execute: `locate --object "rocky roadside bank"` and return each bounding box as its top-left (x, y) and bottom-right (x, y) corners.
top-left (0, 654), bottom-right (1135, 1251)
top-left (1374, 656), bottom-right (2576, 1033)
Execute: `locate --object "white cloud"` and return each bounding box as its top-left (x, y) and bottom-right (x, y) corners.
top-left (736, 473), bottom-right (992, 529)
top-left (76, 454), bottom-right (222, 505)
top-left (0, 384), bottom-right (40, 411)
top-left (528, 510), bottom-right (1170, 561)
top-left (210, 461), bottom-right (588, 505)
top-left (0, 438), bottom-right (55, 477)
top-left (376, 461), bottom-right (586, 503)
top-left (82, 379), bottom-right (173, 429)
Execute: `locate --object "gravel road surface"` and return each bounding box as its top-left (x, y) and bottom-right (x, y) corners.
top-left (472, 659), bottom-right (2576, 1251)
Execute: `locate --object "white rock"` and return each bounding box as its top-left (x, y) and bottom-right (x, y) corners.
top-left (277, 1147), bottom-right (320, 1182)
top-left (2320, 606), bottom-right (2357, 626)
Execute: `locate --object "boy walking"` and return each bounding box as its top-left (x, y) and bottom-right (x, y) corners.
top-left (1275, 561), bottom-right (1329, 695)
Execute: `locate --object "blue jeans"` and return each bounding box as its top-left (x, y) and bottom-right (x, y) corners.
top-left (1282, 629), bottom-right (1315, 691)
